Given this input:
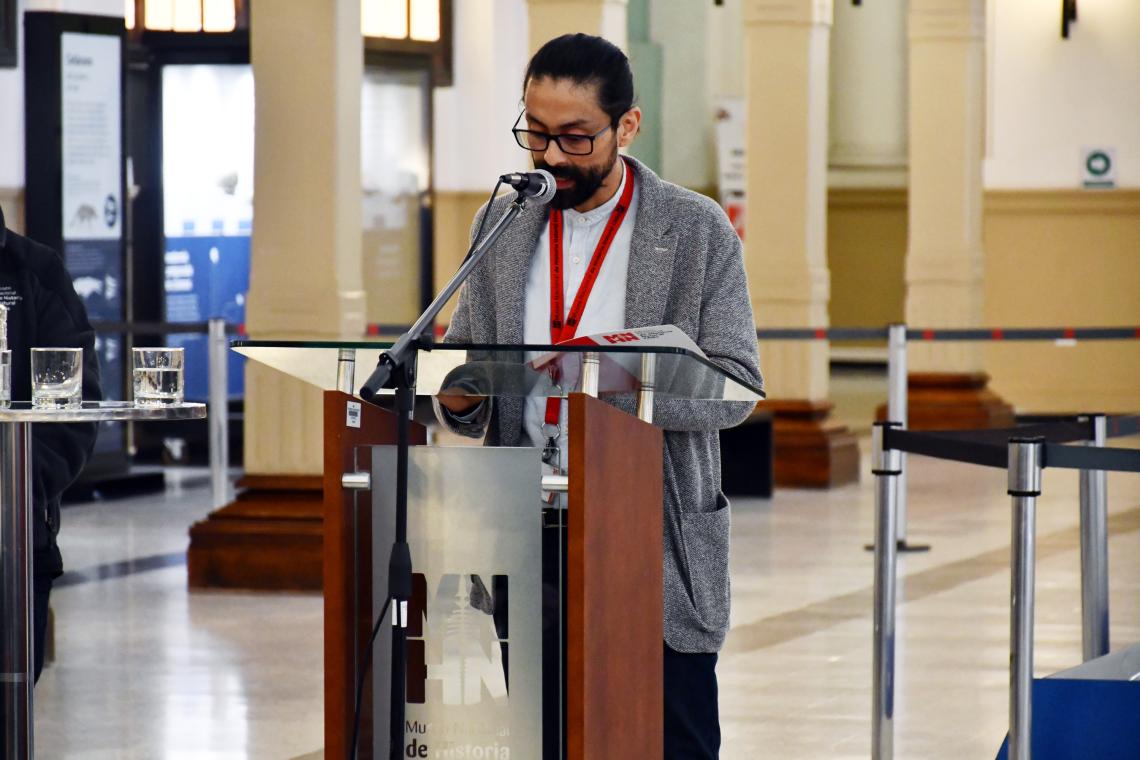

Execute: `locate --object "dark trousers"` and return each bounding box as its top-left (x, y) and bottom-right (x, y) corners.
top-left (33, 573), bottom-right (53, 683)
top-left (664, 643), bottom-right (720, 760)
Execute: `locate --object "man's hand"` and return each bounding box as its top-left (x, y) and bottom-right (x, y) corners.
top-left (436, 390), bottom-right (485, 415)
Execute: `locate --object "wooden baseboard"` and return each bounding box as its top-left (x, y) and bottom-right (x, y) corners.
top-left (876, 372), bottom-right (1015, 431)
top-left (761, 399), bottom-right (860, 489)
top-left (187, 474), bottom-right (324, 591)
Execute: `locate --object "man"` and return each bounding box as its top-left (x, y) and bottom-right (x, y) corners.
top-left (0, 204), bottom-right (101, 682)
top-left (437, 34), bottom-right (762, 759)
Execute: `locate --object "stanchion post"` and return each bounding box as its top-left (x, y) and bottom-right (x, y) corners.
top-left (1078, 414), bottom-right (1109, 661)
top-left (887, 324), bottom-right (911, 548)
top-left (207, 319), bottom-right (230, 510)
top-left (872, 421), bottom-right (902, 760)
top-left (1008, 437), bottom-right (1043, 760)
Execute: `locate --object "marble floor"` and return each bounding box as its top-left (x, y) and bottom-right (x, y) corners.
top-left (31, 430), bottom-right (1140, 758)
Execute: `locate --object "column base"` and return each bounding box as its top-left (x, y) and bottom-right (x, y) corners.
top-left (187, 475), bottom-right (323, 591)
top-left (877, 372), bottom-right (1015, 430)
top-left (761, 399), bottom-right (860, 489)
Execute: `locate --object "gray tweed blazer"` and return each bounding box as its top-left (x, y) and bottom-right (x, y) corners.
top-left (440, 157), bottom-right (762, 652)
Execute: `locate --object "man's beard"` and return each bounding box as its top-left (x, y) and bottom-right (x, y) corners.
top-left (535, 143), bottom-right (618, 210)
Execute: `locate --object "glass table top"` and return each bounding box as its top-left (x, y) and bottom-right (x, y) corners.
top-left (0, 401), bottom-right (206, 423)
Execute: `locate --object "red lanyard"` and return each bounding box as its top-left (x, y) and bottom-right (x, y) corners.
top-left (544, 160), bottom-right (635, 427)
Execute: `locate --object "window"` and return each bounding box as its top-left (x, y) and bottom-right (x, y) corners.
top-left (128, 0), bottom-right (240, 33)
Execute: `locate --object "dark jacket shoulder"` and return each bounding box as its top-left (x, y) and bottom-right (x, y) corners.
top-left (1, 224), bottom-right (102, 570)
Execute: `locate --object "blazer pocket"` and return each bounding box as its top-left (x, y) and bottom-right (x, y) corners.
top-left (680, 493), bottom-right (731, 631)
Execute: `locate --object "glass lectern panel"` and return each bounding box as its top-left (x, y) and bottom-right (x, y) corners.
top-left (232, 341), bottom-right (765, 402)
top-left (369, 445), bottom-right (550, 759)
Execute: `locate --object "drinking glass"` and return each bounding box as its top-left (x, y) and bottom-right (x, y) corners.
top-left (31, 348), bottom-right (83, 409)
top-left (132, 347), bottom-right (185, 406)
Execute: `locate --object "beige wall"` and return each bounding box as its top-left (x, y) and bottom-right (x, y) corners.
top-left (982, 190), bottom-right (1140, 413)
top-left (985, 0), bottom-right (1140, 189)
top-left (432, 191), bottom-right (494, 326)
top-left (527, 0), bottom-right (628, 55)
top-left (827, 187), bottom-right (1140, 412)
top-left (827, 188), bottom-right (906, 332)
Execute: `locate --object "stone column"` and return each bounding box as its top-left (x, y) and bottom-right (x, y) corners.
top-left (904, 0), bottom-right (1011, 428)
top-left (743, 0), bottom-right (857, 487)
top-left (527, 0), bottom-right (628, 52)
top-left (188, 0), bottom-right (365, 590)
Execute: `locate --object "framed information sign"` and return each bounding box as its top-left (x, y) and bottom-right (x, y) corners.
top-left (24, 12), bottom-right (129, 478)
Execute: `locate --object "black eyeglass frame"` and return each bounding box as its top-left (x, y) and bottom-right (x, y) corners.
top-left (511, 112), bottom-right (613, 156)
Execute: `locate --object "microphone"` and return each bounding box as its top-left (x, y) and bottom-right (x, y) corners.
top-left (499, 169), bottom-right (557, 205)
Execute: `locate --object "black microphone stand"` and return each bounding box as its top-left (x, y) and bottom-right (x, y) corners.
top-left (357, 191), bottom-right (536, 760)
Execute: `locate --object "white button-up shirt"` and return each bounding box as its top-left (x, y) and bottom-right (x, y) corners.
top-left (522, 160), bottom-right (640, 466)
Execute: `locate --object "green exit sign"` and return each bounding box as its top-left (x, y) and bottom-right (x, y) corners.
top-left (1082, 148), bottom-right (1116, 189)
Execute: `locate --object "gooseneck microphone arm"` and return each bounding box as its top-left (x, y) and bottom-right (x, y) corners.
top-left (351, 177), bottom-right (547, 760)
top-left (358, 194), bottom-right (534, 400)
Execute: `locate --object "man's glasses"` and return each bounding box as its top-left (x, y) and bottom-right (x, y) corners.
top-left (511, 112), bottom-right (611, 156)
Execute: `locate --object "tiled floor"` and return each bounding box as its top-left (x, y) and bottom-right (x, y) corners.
top-left (35, 471), bottom-right (324, 759)
top-left (31, 429), bottom-right (1140, 758)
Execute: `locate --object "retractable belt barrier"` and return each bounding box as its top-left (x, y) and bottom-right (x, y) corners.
top-left (91, 319), bottom-right (246, 336)
top-left (755, 325), bottom-right (1140, 342)
top-left (871, 414), bottom-right (1140, 760)
top-left (366, 322), bottom-right (446, 339)
top-left (756, 324), bottom-right (1140, 552)
top-left (883, 417), bottom-right (1139, 471)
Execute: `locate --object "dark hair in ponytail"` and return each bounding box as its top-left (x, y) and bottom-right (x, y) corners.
top-left (523, 33), bottom-right (635, 125)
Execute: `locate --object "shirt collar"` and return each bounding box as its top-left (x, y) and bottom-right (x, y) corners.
top-left (563, 159), bottom-right (628, 226)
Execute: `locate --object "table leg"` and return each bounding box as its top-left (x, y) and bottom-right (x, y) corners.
top-left (1, 421), bottom-right (34, 759)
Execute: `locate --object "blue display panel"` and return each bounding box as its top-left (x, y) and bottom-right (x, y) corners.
top-left (161, 64), bottom-right (253, 400)
top-left (163, 235), bottom-right (248, 400)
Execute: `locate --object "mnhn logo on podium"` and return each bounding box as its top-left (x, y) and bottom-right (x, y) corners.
top-left (394, 446), bottom-right (543, 757)
top-left (406, 572), bottom-right (509, 706)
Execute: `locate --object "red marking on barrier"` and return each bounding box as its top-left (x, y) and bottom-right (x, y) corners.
top-left (434, 324), bottom-right (446, 338)
top-left (814, 328), bottom-right (827, 340)
top-left (991, 328), bottom-right (1004, 340)
top-left (1134, 328), bottom-right (1140, 339)
top-left (237, 323), bottom-right (246, 337)
top-left (1063, 327), bottom-right (1076, 339)
top-left (922, 329), bottom-right (935, 341)
top-left (367, 324), bottom-right (380, 336)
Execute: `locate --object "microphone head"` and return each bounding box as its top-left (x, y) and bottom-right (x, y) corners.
top-left (532, 169), bottom-right (557, 205)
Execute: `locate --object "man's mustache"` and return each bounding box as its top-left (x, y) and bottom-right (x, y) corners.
top-left (536, 164), bottom-right (582, 180)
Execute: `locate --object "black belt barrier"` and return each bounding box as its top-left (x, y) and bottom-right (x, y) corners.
top-left (883, 415), bottom-right (1140, 474)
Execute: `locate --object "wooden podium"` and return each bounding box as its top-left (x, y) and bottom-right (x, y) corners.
top-left (322, 390), bottom-right (663, 759)
top-left (322, 389), bottom-right (423, 760)
top-left (232, 340), bottom-right (763, 759)
top-left (565, 393), bottom-right (664, 759)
